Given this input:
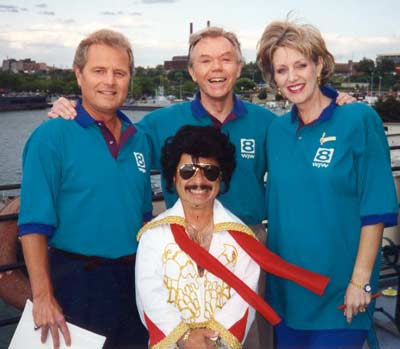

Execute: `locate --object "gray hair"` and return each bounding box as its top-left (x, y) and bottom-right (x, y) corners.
top-left (188, 26), bottom-right (244, 67)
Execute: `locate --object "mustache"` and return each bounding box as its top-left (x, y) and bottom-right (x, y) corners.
top-left (185, 184), bottom-right (212, 191)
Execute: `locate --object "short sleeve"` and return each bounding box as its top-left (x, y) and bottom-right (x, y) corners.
top-left (18, 125), bottom-right (62, 236)
top-left (356, 107), bottom-right (398, 227)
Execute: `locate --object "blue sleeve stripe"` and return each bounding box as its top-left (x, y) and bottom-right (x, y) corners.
top-left (142, 211), bottom-right (153, 224)
top-left (361, 213), bottom-right (398, 228)
top-left (18, 223), bottom-right (55, 237)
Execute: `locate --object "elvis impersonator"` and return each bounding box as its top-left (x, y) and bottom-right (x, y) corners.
top-left (135, 125), bottom-right (330, 349)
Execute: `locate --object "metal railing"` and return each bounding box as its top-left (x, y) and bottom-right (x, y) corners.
top-left (0, 185), bottom-right (24, 327)
top-left (379, 237), bottom-right (400, 332)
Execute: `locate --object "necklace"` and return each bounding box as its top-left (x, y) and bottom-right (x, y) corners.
top-left (185, 219), bottom-right (214, 248)
top-left (185, 218), bottom-right (214, 277)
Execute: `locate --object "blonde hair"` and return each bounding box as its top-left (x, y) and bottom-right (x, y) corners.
top-left (73, 29), bottom-right (134, 75)
top-left (256, 21), bottom-right (334, 87)
top-left (188, 26), bottom-right (244, 67)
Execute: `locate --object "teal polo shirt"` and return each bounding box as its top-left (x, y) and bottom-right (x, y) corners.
top-left (137, 92), bottom-right (276, 225)
top-left (18, 102), bottom-right (152, 258)
top-left (266, 87), bottom-right (398, 330)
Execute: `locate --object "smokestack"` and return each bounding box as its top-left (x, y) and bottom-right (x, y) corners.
top-left (207, 20), bottom-right (210, 27)
top-left (190, 22), bottom-right (193, 35)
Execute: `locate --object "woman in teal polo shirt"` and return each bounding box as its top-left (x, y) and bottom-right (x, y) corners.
top-left (256, 20), bottom-right (398, 349)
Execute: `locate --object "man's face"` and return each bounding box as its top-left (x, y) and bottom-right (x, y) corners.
top-left (75, 44), bottom-right (130, 119)
top-left (188, 36), bottom-right (243, 102)
top-left (174, 153), bottom-right (221, 210)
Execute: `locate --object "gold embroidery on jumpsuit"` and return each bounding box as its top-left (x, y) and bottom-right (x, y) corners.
top-left (162, 242), bottom-right (238, 322)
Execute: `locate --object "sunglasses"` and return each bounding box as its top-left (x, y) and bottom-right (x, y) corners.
top-left (178, 163), bottom-right (221, 181)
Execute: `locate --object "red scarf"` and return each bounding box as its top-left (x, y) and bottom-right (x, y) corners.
top-left (171, 223), bottom-right (329, 326)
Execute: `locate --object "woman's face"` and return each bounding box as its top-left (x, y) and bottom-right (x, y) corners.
top-left (272, 46), bottom-right (323, 107)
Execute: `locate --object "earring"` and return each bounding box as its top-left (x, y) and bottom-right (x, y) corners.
top-left (277, 88), bottom-right (282, 96)
top-left (317, 74), bottom-right (321, 86)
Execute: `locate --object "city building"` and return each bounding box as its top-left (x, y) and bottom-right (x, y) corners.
top-left (163, 21), bottom-right (210, 72)
top-left (376, 54), bottom-right (400, 65)
top-left (334, 60), bottom-right (364, 77)
top-left (376, 54), bottom-right (400, 75)
top-left (164, 55), bottom-right (189, 71)
top-left (1, 58), bottom-right (50, 73)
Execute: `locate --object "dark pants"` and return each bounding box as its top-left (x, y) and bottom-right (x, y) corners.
top-left (49, 249), bottom-right (148, 349)
top-left (275, 321), bottom-right (368, 349)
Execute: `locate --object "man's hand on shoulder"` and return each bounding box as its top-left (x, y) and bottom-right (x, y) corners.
top-left (33, 293), bottom-right (71, 348)
top-left (336, 92), bottom-right (356, 106)
top-left (48, 97), bottom-right (77, 119)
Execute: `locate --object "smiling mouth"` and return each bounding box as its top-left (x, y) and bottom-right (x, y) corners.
top-left (287, 84), bottom-right (305, 93)
top-left (208, 78), bottom-right (226, 83)
top-left (99, 91), bottom-right (117, 96)
top-left (185, 185), bottom-right (212, 194)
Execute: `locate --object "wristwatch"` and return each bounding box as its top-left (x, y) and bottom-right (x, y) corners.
top-left (350, 279), bottom-right (372, 293)
top-left (363, 283), bottom-right (372, 293)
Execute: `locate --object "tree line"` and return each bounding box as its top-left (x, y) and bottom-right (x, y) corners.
top-left (2, 59), bottom-right (399, 97)
top-left (1, 60), bottom-right (400, 121)
top-left (0, 62), bottom-right (263, 99)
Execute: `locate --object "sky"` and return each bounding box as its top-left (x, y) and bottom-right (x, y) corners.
top-left (0, 0), bottom-right (399, 69)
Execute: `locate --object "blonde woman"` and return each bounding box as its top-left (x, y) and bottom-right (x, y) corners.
top-left (256, 20), bottom-right (398, 349)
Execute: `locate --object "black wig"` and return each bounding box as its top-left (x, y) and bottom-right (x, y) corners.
top-left (161, 125), bottom-right (236, 194)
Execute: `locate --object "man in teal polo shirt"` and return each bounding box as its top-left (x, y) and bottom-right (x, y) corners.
top-left (138, 29), bottom-right (276, 234)
top-left (140, 93), bottom-right (273, 227)
top-left (18, 29), bottom-right (151, 349)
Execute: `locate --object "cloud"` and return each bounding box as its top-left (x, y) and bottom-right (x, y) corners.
top-left (0, 5), bottom-right (20, 13)
top-left (324, 33), bottom-right (400, 62)
top-left (0, 18), bottom-right (153, 52)
top-left (35, 3), bottom-right (47, 8)
top-left (101, 10), bottom-right (125, 16)
top-left (110, 15), bottom-right (152, 30)
top-left (0, 23), bottom-right (84, 52)
top-left (60, 18), bottom-right (75, 24)
top-left (0, 18), bottom-right (159, 68)
top-left (235, 29), bottom-right (400, 63)
top-left (38, 11), bottom-right (55, 16)
top-left (101, 10), bottom-right (142, 16)
top-left (0, 16), bottom-right (185, 67)
top-left (141, 0), bottom-right (177, 3)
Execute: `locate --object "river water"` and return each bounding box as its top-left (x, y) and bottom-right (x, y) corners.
top-left (0, 108), bottom-right (148, 190)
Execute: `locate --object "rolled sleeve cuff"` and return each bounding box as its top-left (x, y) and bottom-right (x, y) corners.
top-left (361, 213), bottom-right (398, 228)
top-left (18, 223), bottom-right (56, 237)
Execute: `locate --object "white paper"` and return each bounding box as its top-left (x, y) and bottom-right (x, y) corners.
top-left (9, 300), bottom-right (106, 349)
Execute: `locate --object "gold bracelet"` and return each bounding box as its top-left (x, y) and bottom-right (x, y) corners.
top-left (350, 279), bottom-right (363, 289)
top-left (350, 279), bottom-right (372, 293)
